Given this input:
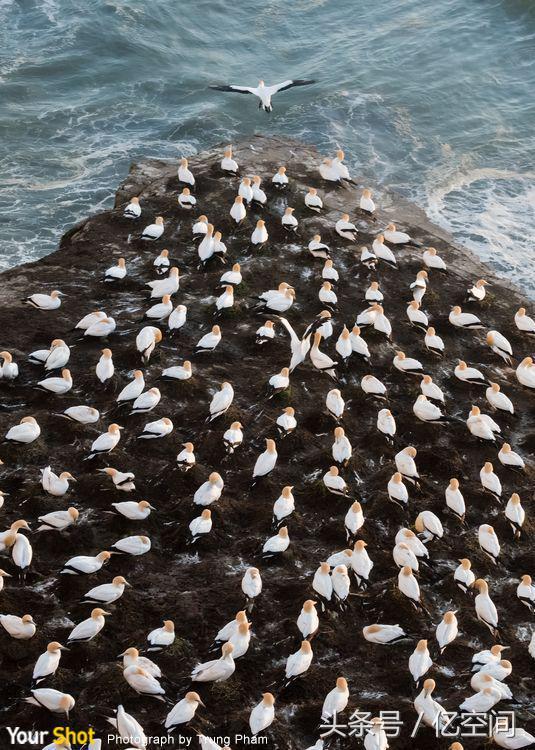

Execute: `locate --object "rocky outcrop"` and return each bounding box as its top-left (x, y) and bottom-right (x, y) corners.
top-left (0, 136), bottom-right (533, 748)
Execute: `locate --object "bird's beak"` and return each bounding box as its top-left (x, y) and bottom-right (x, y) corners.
top-left (199, 699), bottom-right (206, 708)
top-left (149, 505), bottom-right (157, 511)
top-left (2, 572), bottom-right (12, 578)
top-left (60, 645), bottom-right (70, 651)
top-left (117, 651), bottom-right (126, 658)
top-left (102, 611), bottom-right (111, 616)
top-left (125, 582), bottom-right (132, 587)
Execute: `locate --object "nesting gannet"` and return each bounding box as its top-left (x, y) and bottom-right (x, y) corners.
top-left (332, 426), bottom-right (352, 466)
top-left (361, 374), bottom-right (387, 398)
top-left (198, 224), bottom-right (215, 263)
top-left (472, 644), bottom-right (509, 671)
top-left (154, 248), bottom-right (170, 274)
top-left (423, 247), bottom-right (446, 272)
top-left (9, 530), bottom-right (32, 580)
top-left (362, 624), bottom-right (407, 644)
top-left (415, 510), bottom-right (443, 542)
top-left (413, 394), bottom-right (450, 423)
top-left (29, 338), bottom-right (62, 365)
top-left (395, 529), bottom-right (429, 562)
top-left (335, 213), bottom-right (358, 241)
top-left (467, 278), bottom-right (490, 302)
top-left (384, 223), bottom-right (421, 246)
top-left (515, 307), bottom-right (535, 334)
top-left (276, 407), bottom-right (297, 436)
top-left (449, 306), bottom-right (483, 329)
top-left (345, 501), bottom-right (364, 540)
top-left (319, 282), bottom-right (338, 310)
top-left (67, 608), bottom-right (109, 643)
top-left (99, 467), bottom-right (135, 492)
top-left (516, 356), bottom-right (535, 387)
top-left (272, 165), bottom-right (289, 188)
top-left (312, 562), bottom-right (333, 607)
top-left (409, 640), bottom-right (433, 686)
top-left (326, 388), bottom-right (345, 421)
top-left (193, 215), bottom-right (209, 238)
top-left (335, 326), bottom-right (352, 361)
top-left (455, 360), bottom-right (489, 386)
top-left (453, 558), bottom-right (475, 593)
top-left (479, 461), bottom-right (502, 500)
top-left (398, 566), bottom-right (422, 608)
top-left (37, 368), bottom-right (72, 394)
top-left (487, 330), bottom-right (513, 365)
top-left (58, 405), bottom-right (100, 424)
top-left (407, 301), bottom-right (428, 330)
top-left (136, 326), bottom-right (162, 362)
top-left (37, 507), bottom-right (79, 532)
top-left (251, 219), bottom-right (269, 247)
top-left (25, 688), bottom-right (75, 716)
top-left (420, 375), bottom-right (444, 403)
top-left (358, 187), bottom-right (375, 214)
top-left (248, 693), bottom-right (275, 736)
top-left (262, 526), bottom-right (289, 557)
top-left (505, 493), bottom-right (525, 537)
top-left (162, 359), bottom-right (192, 380)
top-left (262, 288), bottom-right (296, 315)
top-left (0, 613), bottom-right (36, 639)
top-left (319, 158), bottom-right (342, 183)
top-left (178, 187), bottom-right (196, 209)
top-left (192, 642), bottom-right (235, 682)
top-left (277, 317), bottom-right (310, 371)
top-left (517, 575), bottom-right (535, 611)
top-left (308, 234), bottom-right (330, 259)
top-left (95, 349), bottom-right (114, 384)
top-left (310, 332), bottom-right (338, 379)
top-left (485, 382), bottom-right (514, 414)
top-left (470, 672), bottom-right (511, 701)
top-left (104, 257), bottom-right (127, 282)
top-left (130, 387), bottom-right (161, 415)
top-left (414, 679), bottom-right (447, 730)
top-left (460, 686), bottom-right (502, 714)
top-left (5, 416), bottom-right (41, 444)
top-left (215, 285), bottom-right (234, 314)
top-left (393, 448), bottom-right (418, 488)
top-left (84, 316), bottom-right (116, 338)
top-left (109, 703), bottom-right (148, 747)
top-left (82, 576), bottom-right (130, 605)
top-left (297, 599), bottom-right (319, 639)
top-left (123, 196), bottom-right (141, 219)
top-left (145, 295), bottom-right (173, 321)
top-left (351, 540), bottom-right (373, 587)
top-left (393, 350), bottom-right (423, 375)
top-left (111, 535), bottom-right (151, 556)
top-left (321, 677), bottom-right (349, 721)
top-left (0, 351), bottom-right (18, 380)
top-left (372, 235), bottom-right (397, 267)
top-left (411, 270), bottom-right (428, 303)
top-left (111, 500), bottom-right (154, 520)
top-left (323, 466), bottom-right (349, 497)
top-left (360, 245), bottom-right (377, 270)
top-left (282, 207), bottom-right (298, 232)
top-left (40, 466), bottom-right (75, 497)
top-left (424, 327), bottom-right (444, 356)
top-left (189, 510), bottom-right (212, 543)
top-left (364, 717), bottom-right (389, 750)
top-left (377, 408), bottom-right (396, 440)
top-left (223, 422), bottom-right (243, 454)
top-left (178, 157), bottom-right (195, 186)
top-left (474, 579), bottom-right (499, 636)
top-left (357, 304), bottom-right (392, 338)
top-left (176, 442), bottom-right (196, 470)
top-left (436, 611), bottom-right (458, 653)
top-left (195, 325), bottom-right (222, 353)
top-left (86, 423), bottom-right (122, 459)
top-left (212, 611), bottom-right (249, 648)
top-left (242, 567), bottom-right (262, 605)
top-left (116, 370), bottom-right (144, 404)
top-left (147, 266), bottom-right (179, 298)
top-left (119, 647), bottom-right (161, 680)
top-left (147, 620), bottom-right (175, 652)
top-left (210, 78), bottom-right (314, 110)
top-left (304, 309), bottom-right (333, 339)
top-left (365, 281), bottom-right (383, 303)
top-left (220, 263), bottom-right (242, 288)
top-left (304, 188), bottom-right (322, 213)
top-left (24, 290), bottom-right (64, 310)
top-left (164, 303), bottom-right (186, 334)
top-left (123, 665), bottom-right (165, 700)
top-left (194, 472), bottom-right (224, 506)
top-left (493, 724), bottom-right (535, 748)
top-left (252, 439), bottom-right (277, 485)
top-left (140, 216), bottom-right (164, 241)
top-left (479, 524), bottom-right (501, 564)
top-left (165, 691), bottom-right (205, 732)
top-left (499, 443), bottom-right (524, 469)
top-left (444, 478), bottom-right (465, 521)
top-left (283, 640), bottom-right (313, 687)
top-left (32, 641), bottom-right (68, 684)
top-left (60, 550), bottom-right (111, 575)
top-left (332, 150), bottom-right (354, 183)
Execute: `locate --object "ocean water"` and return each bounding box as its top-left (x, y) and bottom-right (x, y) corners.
top-left (1, 0), bottom-right (534, 294)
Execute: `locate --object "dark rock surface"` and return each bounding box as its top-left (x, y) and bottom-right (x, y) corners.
top-left (0, 135), bottom-right (533, 749)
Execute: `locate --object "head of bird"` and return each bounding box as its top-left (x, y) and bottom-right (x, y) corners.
top-left (237, 622), bottom-right (250, 636)
top-left (521, 356), bottom-right (533, 366)
top-left (67, 507), bottom-right (79, 521)
top-left (521, 574), bottom-right (532, 585)
top-left (229, 421), bottom-right (242, 430)
top-left (362, 188), bottom-right (372, 199)
top-left (21, 416), bottom-right (38, 426)
top-left (139, 500), bottom-right (155, 511)
top-left (159, 248), bottom-right (169, 258)
top-left (91, 608), bottom-right (110, 619)
top-left (422, 678), bottom-right (435, 696)
top-left (111, 576), bottom-right (129, 589)
top-left (414, 514), bottom-right (425, 532)
top-left (186, 691), bottom-right (205, 706)
top-left (281, 486), bottom-right (293, 498)
top-left (248, 567), bottom-right (260, 579)
top-left (392, 472), bottom-right (403, 485)
top-left (181, 188), bottom-right (191, 197)
top-left (182, 442), bottom-right (194, 453)
top-left (400, 566), bottom-right (413, 577)
top-left (334, 426), bottom-right (345, 439)
top-left (443, 611), bottom-right (457, 624)
top-left (490, 382), bottom-right (501, 393)
top-left (284, 207), bottom-right (295, 215)
top-left (265, 438), bottom-right (277, 453)
top-left (201, 509), bottom-right (211, 520)
top-left (212, 325), bottom-right (221, 335)
top-left (486, 331), bottom-right (496, 345)
top-left (320, 562), bottom-right (330, 574)
top-left (459, 558), bottom-right (471, 569)
top-left (417, 270), bottom-right (428, 280)
top-left (183, 360), bottom-right (192, 372)
top-left (222, 642), bottom-right (234, 657)
top-left (351, 501), bottom-right (362, 514)
top-left (334, 564), bottom-right (348, 575)
top-left (101, 348), bottom-right (112, 359)
top-left (404, 446), bottom-right (417, 457)
top-left (278, 526), bottom-right (288, 539)
top-left (97, 551), bottom-right (112, 563)
top-left (335, 677), bottom-right (348, 692)
top-left (278, 166), bottom-right (286, 174)
top-left (108, 424), bottom-right (123, 435)
top-left (473, 578), bottom-right (488, 593)
top-left (11, 519), bottom-right (30, 532)
top-left (0, 351), bottom-right (12, 363)
top-left (395, 351), bottom-right (406, 360)
top-left (426, 326), bottom-right (435, 336)
top-left (300, 640), bottom-right (312, 654)
top-left (353, 540), bottom-right (367, 552)
top-left (162, 620), bottom-right (174, 632)
top-left (483, 461), bottom-right (493, 473)
top-left (501, 443), bottom-right (511, 454)
top-left (450, 743), bottom-right (464, 750)
top-left (322, 281), bottom-right (332, 291)
top-left (426, 247), bottom-right (437, 256)
top-left (130, 196), bottom-right (140, 205)
top-left (341, 213), bottom-right (350, 222)
top-left (303, 600), bottom-right (316, 613)
top-left (416, 639), bottom-right (428, 652)
top-left (328, 466), bottom-right (339, 476)
top-left (47, 641), bottom-right (68, 652)
top-left (50, 290), bottom-right (64, 299)
top-left (313, 233), bottom-right (322, 242)
top-left (510, 492), bottom-right (521, 505)
top-left (118, 646), bottom-right (138, 659)
top-left (21, 614), bottom-right (34, 625)
top-left (336, 149), bottom-right (345, 160)
top-left (351, 325), bottom-right (361, 337)
top-left (409, 300), bottom-right (420, 310)
top-left (155, 216), bottom-right (164, 226)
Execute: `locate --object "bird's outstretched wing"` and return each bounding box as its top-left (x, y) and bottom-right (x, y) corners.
top-left (266, 79), bottom-right (316, 95)
top-left (210, 84), bottom-right (255, 95)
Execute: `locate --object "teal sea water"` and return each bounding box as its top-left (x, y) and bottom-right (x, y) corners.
top-left (1, 0), bottom-right (534, 293)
